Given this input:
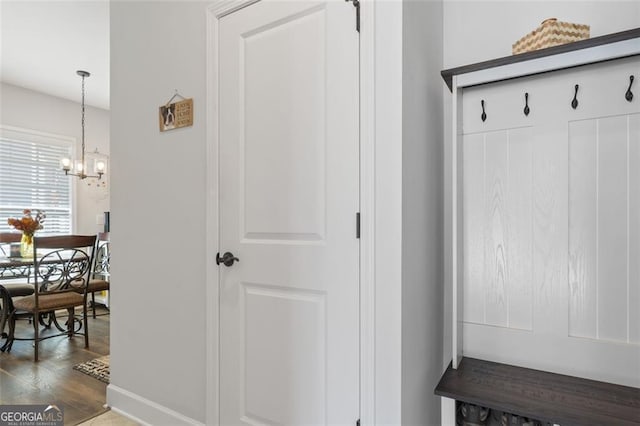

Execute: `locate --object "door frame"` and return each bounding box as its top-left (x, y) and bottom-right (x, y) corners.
top-left (205, 0), bottom-right (377, 424)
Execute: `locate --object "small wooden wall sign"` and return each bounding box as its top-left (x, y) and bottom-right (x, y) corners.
top-left (159, 98), bottom-right (193, 132)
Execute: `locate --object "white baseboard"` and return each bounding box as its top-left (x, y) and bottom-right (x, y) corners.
top-left (106, 384), bottom-right (203, 426)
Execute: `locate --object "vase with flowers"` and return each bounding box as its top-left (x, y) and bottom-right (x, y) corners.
top-left (7, 209), bottom-right (46, 258)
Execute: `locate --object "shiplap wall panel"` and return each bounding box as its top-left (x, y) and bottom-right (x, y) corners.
top-left (463, 127), bottom-right (534, 330)
top-left (506, 128), bottom-right (533, 331)
top-left (484, 130), bottom-right (509, 328)
top-left (532, 121), bottom-right (569, 338)
top-left (597, 116), bottom-right (629, 343)
top-left (629, 114), bottom-right (640, 345)
top-left (463, 133), bottom-right (485, 325)
top-left (568, 119), bottom-right (598, 339)
top-left (460, 56), bottom-right (639, 387)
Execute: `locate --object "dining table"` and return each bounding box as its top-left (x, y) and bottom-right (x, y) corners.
top-left (0, 255), bottom-right (33, 280)
top-left (0, 252), bottom-right (89, 351)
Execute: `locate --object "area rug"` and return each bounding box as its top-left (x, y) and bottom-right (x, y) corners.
top-left (73, 355), bottom-right (110, 384)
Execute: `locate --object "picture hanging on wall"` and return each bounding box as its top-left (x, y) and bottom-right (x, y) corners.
top-left (159, 96), bottom-right (193, 132)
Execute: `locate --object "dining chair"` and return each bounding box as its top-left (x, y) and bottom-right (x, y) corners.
top-left (4, 235), bottom-right (96, 361)
top-left (0, 232), bottom-right (21, 257)
top-left (86, 232), bottom-right (110, 318)
top-left (0, 233), bottom-right (34, 342)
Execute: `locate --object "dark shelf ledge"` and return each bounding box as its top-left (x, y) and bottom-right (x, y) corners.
top-left (441, 27), bottom-right (640, 91)
top-left (435, 357), bottom-right (640, 425)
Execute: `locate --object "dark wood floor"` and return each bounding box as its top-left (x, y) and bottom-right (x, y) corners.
top-left (0, 306), bottom-right (110, 425)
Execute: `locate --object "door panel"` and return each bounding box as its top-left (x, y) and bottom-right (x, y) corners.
top-left (244, 285), bottom-right (326, 425)
top-left (241, 6), bottom-right (326, 243)
top-left (219, 1), bottom-right (359, 424)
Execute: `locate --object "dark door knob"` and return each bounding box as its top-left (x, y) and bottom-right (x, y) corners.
top-left (216, 252), bottom-right (239, 267)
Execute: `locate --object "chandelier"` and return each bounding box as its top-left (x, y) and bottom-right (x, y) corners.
top-left (61, 70), bottom-right (106, 180)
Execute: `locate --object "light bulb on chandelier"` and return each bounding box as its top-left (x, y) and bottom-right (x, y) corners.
top-left (61, 70), bottom-right (106, 180)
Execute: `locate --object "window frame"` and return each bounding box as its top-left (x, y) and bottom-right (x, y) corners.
top-left (0, 125), bottom-right (77, 235)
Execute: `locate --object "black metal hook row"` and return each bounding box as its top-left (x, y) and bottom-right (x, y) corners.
top-left (481, 77), bottom-right (635, 122)
top-left (571, 77), bottom-right (635, 108)
top-left (480, 94), bottom-right (528, 122)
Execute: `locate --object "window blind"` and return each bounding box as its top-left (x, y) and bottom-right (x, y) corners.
top-left (0, 136), bottom-right (72, 235)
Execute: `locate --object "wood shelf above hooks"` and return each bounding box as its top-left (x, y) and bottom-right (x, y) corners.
top-left (441, 27), bottom-right (640, 91)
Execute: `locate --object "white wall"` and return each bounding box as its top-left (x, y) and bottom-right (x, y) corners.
top-left (443, 1), bottom-right (640, 69)
top-left (109, 1), bottom-right (208, 424)
top-left (402, 0), bottom-right (444, 425)
top-left (0, 82), bottom-right (110, 235)
top-left (110, 0), bottom-right (446, 424)
top-left (373, 1), bottom-right (404, 423)
top-left (442, 0), bottom-right (640, 370)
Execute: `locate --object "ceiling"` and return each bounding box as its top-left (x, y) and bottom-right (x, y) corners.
top-left (1, 1), bottom-right (110, 110)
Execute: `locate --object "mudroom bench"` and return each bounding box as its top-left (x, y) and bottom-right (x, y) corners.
top-left (439, 27), bottom-right (640, 426)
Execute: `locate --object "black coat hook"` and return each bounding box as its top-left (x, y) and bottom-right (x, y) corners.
top-left (481, 100), bottom-right (487, 122)
top-left (626, 75), bottom-right (634, 102)
top-left (571, 84), bottom-right (579, 109)
top-left (524, 92), bottom-right (530, 116)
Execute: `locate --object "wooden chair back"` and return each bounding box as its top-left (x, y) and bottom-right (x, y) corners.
top-left (32, 235), bottom-right (97, 301)
top-left (0, 233), bottom-right (21, 243)
top-left (0, 232), bottom-right (21, 257)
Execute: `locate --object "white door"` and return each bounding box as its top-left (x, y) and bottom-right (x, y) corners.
top-left (218, 1), bottom-right (360, 425)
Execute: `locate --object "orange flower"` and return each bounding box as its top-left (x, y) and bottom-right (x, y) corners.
top-left (7, 209), bottom-right (46, 236)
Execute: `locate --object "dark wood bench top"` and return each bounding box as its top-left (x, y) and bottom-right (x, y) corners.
top-left (435, 357), bottom-right (640, 425)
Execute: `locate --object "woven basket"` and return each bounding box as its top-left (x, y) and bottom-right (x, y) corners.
top-left (512, 18), bottom-right (590, 55)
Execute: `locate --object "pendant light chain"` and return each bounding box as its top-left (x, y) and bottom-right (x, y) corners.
top-left (80, 72), bottom-right (86, 174)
